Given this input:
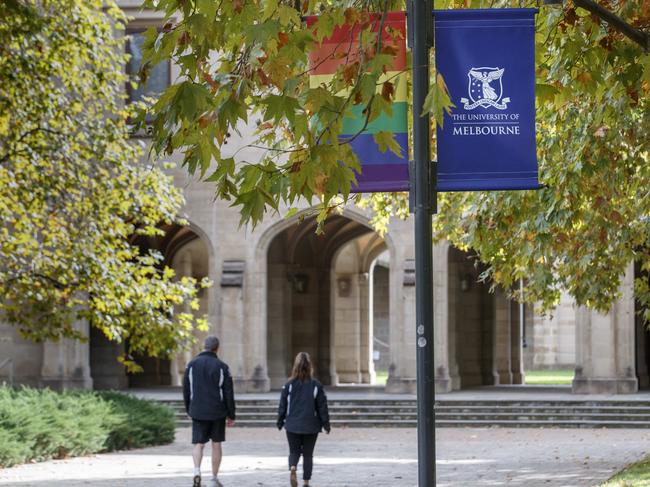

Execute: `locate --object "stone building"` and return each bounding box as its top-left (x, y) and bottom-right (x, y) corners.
top-left (0, 1), bottom-right (646, 395)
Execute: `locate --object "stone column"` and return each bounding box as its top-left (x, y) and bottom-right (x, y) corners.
top-left (492, 287), bottom-right (513, 384)
top-left (446, 256), bottom-right (461, 391)
top-left (522, 302), bottom-right (535, 369)
top-left (220, 260), bottom-right (249, 390)
top-left (573, 263), bottom-right (638, 394)
top-left (40, 319), bottom-right (93, 390)
top-left (434, 242), bottom-right (452, 393)
top-left (359, 272), bottom-right (375, 384)
top-left (510, 298), bottom-right (525, 384)
top-left (170, 250), bottom-right (194, 386)
top-left (332, 273), bottom-right (362, 383)
top-left (386, 258), bottom-right (417, 393)
top-left (267, 263), bottom-right (292, 389)
top-left (371, 264), bottom-right (391, 375)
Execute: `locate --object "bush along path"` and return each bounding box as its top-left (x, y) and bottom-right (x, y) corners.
top-left (0, 387), bottom-right (175, 468)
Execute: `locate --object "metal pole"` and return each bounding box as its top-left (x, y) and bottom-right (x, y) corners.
top-left (409, 0), bottom-right (436, 485)
top-left (520, 279), bottom-right (526, 349)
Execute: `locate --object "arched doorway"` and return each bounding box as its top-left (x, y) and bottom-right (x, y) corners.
top-left (447, 246), bottom-right (525, 389)
top-left (89, 223), bottom-right (211, 389)
top-left (635, 261), bottom-right (650, 390)
top-left (266, 215), bottom-right (390, 389)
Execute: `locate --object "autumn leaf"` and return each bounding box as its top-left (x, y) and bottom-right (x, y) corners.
top-left (381, 80), bottom-right (394, 101)
top-left (342, 61), bottom-right (359, 85)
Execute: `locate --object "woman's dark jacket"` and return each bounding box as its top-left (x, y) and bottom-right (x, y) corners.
top-left (277, 378), bottom-right (330, 434)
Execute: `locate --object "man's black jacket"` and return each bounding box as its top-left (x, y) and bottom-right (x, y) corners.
top-left (277, 378), bottom-right (330, 435)
top-left (182, 351), bottom-right (236, 421)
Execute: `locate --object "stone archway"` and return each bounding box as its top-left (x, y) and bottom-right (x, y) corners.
top-left (264, 213), bottom-right (392, 389)
top-left (446, 246), bottom-right (525, 390)
top-left (89, 223), bottom-right (212, 389)
top-left (370, 254), bottom-right (390, 381)
top-left (330, 233), bottom-right (388, 385)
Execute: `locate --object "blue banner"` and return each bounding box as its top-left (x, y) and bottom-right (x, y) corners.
top-left (435, 9), bottom-right (539, 191)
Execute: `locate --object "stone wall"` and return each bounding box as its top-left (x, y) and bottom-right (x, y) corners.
top-left (0, 322), bottom-right (43, 387)
top-left (526, 292), bottom-right (576, 370)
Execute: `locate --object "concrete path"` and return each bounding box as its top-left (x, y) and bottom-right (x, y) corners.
top-left (1, 427), bottom-right (648, 486)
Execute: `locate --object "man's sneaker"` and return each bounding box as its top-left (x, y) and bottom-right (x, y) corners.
top-left (193, 474), bottom-right (201, 487)
top-left (290, 467), bottom-right (298, 487)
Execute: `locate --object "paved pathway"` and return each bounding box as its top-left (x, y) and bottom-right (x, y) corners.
top-left (1, 427), bottom-right (648, 486)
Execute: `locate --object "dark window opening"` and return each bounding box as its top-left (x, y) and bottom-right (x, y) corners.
top-left (125, 30), bottom-right (170, 106)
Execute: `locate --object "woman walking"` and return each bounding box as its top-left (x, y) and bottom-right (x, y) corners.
top-left (277, 352), bottom-right (330, 487)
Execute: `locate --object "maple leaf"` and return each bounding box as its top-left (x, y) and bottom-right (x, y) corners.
top-left (257, 68), bottom-right (271, 86)
top-left (342, 62), bottom-right (359, 85)
top-left (381, 81), bottom-right (394, 102)
top-left (314, 172), bottom-right (328, 194)
top-left (344, 7), bottom-right (360, 25)
top-left (278, 32), bottom-right (289, 49)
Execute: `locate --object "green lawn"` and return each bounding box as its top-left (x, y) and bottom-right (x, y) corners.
top-left (601, 455), bottom-right (650, 486)
top-left (372, 369), bottom-right (574, 386)
top-left (525, 369), bottom-right (574, 385)
top-left (374, 370), bottom-right (388, 385)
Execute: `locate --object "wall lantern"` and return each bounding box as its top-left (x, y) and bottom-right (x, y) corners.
top-left (337, 277), bottom-right (352, 297)
top-left (290, 273), bottom-right (309, 294)
top-left (459, 274), bottom-right (472, 292)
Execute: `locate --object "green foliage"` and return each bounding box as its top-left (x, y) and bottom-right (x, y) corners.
top-left (0, 387), bottom-right (175, 468)
top-left (0, 0), bottom-right (210, 366)
top-left (429, 0), bottom-right (650, 313)
top-left (372, 0), bottom-right (650, 314)
top-left (113, 0), bottom-right (649, 314)
top-left (139, 0), bottom-right (419, 228)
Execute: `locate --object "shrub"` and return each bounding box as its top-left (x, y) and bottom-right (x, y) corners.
top-left (0, 387), bottom-right (175, 468)
top-left (98, 391), bottom-right (175, 450)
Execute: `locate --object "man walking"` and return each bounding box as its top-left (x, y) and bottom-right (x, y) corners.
top-left (183, 336), bottom-right (236, 487)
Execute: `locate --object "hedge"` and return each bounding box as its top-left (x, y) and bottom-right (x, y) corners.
top-left (0, 387), bottom-right (175, 468)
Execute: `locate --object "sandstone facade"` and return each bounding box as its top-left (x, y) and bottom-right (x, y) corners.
top-left (0, 2), bottom-right (644, 395)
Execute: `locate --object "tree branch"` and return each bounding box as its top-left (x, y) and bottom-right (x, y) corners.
top-left (573, 0), bottom-right (649, 52)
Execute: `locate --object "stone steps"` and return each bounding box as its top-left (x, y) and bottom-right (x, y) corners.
top-left (162, 399), bottom-right (650, 428)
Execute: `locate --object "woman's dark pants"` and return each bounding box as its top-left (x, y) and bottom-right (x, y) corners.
top-left (286, 431), bottom-right (319, 480)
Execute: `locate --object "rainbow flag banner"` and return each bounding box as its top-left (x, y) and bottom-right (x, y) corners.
top-left (307, 12), bottom-right (409, 193)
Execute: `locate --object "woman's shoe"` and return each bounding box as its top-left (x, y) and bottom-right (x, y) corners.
top-left (193, 474), bottom-right (201, 487)
top-left (290, 467), bottom-right (298, 487)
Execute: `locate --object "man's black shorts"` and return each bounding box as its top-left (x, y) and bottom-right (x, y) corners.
top-left (192, 418), bottom-right (226, 444)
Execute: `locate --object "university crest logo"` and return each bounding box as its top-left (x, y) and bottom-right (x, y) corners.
top-left (460, 67), bottom-right (511, 110)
